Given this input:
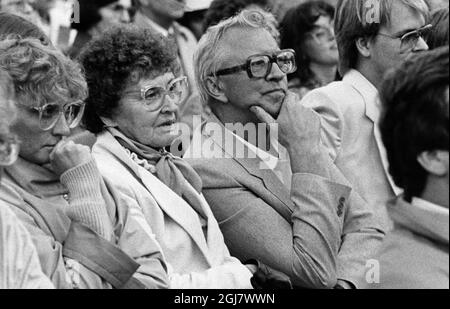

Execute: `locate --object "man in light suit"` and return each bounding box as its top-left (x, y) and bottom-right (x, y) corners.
top-left (301, 0), bottom-right (430, 230)
top-left (185, 9), bottom-right (384, 289)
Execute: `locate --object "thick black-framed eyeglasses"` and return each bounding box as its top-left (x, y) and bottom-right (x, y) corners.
top-left (215, 49), bottom-right (297, 79)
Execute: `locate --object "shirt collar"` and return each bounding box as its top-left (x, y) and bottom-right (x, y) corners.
top-left (343, 69), bottom-right (381, 122)
top-left (391, 197), bottom-right (449, 245)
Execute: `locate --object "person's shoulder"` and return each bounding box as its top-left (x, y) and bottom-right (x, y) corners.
top-left (303, 80), bottom-right (356, 105)
top-left (174, 22), bottom-right (197, 43)
top-left (0, 175), bottom-right (25, 207)
top-left (92, 136), bottom-right (139, 185)
top-left (374, 227), bottom-right (449, 289)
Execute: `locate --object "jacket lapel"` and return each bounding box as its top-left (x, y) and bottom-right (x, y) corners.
top-left (96, 132), bottom-right (213, 265)
top-left (344, 70), bottom-right (402, 195)
top-left (234, 158), bottom-right (294, 221)
top-left (138, 170), bottom-right (213, 265)
top-left (206, 117), bottom-right (295, 222)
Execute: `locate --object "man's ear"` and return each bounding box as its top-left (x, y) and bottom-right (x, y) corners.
top-left (356, 37), bottom-right (372, 58)
top-left (417, 150), bottom-right (449, 177)
top-left (205, 76), bottom-right (228, 104)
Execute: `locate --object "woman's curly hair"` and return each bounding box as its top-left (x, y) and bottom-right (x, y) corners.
top-left (0, 37), bottom-right (87, 109)
top-left (78, 25), bottom-right (179, 134)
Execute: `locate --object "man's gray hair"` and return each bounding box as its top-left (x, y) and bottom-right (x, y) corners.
top-left (194, 9), bottom-right (276, 105)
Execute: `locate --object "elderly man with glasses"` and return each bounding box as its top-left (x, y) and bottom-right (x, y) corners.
top-left (301, 0), bottom-right (431, 234)
top-left (0, 69), bottom-right (54, 289)
top-left (185, 10), bottom-right (383, 289)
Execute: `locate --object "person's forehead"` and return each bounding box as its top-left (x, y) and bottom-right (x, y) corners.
top-left (137, 71), bottom-right (176, 88)
top-left (314, 15), bottom-right (333, 28)
top-left (386, 1), bottom-right (427, 34)
top-left (218, 27), bottom-right (279, 67)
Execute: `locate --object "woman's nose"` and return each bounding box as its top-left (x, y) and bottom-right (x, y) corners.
top-left (160, 94), bottom-right (180, 114)
top-left (52, 113), bottom-right (71, 137)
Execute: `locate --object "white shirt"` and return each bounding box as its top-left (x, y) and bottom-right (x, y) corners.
top-left (228, 129), bottom-right (293, 189)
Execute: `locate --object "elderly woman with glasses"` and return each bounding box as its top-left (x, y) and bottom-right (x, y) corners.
top-left (80, 25), bottom-right (291, 289)
top-left (0, 69), bottom-right (54, 289)
top-left (0, 37), bottom-right (169, 289)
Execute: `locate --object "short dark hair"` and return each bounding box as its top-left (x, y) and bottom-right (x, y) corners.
top-left (79, 25), bottom-right (179, 134)
top-left (426, 7), bottom-right (449, 49)
top-left (380, 46), bottom-right (449, 201)
top-left (0, 12), bottom-right (50, 45)
top-left (280, 1), bottom-right (335, 87)
top-left (203, 0), bottom-right (270, 30)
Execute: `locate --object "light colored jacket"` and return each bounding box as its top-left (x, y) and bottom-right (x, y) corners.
top-left (184, 117), bottom-right (372, 289)
top-left (0, 201), bottom-right (54, 289)
top-left (364, 197), bottom-right (449, 289)
top-left (301, 69), bottom-right (402, 231)
top-left (92, 131), bottom-right (253, 289)
top-left (0, 160), bottom-right (168, 289)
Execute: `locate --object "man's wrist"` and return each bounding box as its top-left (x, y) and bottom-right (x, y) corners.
top-left (288, 145), bottom-right (330, 176)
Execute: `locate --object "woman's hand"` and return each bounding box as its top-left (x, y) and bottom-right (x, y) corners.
top-left (49, 139), bottom-right (93, 176)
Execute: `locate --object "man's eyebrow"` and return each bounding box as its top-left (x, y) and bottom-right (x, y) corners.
top-left (393, 25), bottom-right (425, 37)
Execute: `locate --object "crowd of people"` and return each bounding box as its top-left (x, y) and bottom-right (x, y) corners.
top-left (0, 0), bottom-right (448, 289)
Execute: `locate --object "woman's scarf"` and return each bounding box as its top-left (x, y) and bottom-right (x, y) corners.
top-left (106, 127), bottom-right (206, 219)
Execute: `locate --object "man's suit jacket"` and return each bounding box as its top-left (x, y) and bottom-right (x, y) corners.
top-left (301, 69), bottom-right (401, 231)
top-left (185, 117), bottom-right (382, 288)
top-left (93, 131), bottom-right (253, 289)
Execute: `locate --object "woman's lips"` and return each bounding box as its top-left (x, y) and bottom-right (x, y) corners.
top-left (158, 119), bottom-right (176, 127)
